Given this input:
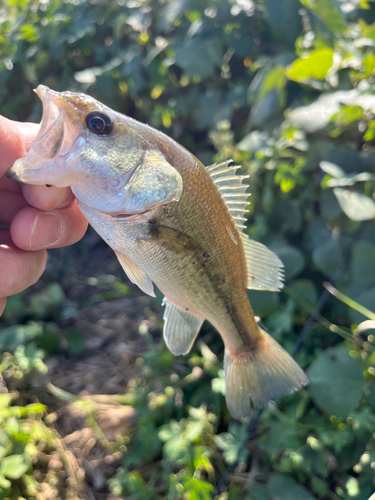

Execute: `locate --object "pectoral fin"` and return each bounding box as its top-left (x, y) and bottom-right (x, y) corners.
top-left (162, 298), bottom-right (203, 355)
top-left (115, 251), bottom-right (155, 297)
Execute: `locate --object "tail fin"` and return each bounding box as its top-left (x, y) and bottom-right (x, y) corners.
top-left (224, 330), bottom-right (308, 420)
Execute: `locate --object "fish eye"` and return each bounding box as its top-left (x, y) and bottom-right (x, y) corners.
top-left (86, 111), bottom-right (113, 135)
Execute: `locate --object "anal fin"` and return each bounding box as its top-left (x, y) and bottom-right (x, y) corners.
top-left (115, 251), bottom-right (155, 297)
top-left (162, 298), bottom-right (203, 355)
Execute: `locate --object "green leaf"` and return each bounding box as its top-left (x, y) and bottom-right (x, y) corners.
top-left (327, 172), bottom-right (375, 187)
top-left (211, 369), bottom-right (226, 396)
top-left (276, 246), bottom-right (305, 280)
top-left (312, 237), bottom-right (342, 277)
top-left (320, 189), bottom-right (342, 219)
top-left (350, 288), bottom-right (375, 324)
top-left (174, 39), bottom-right (220, 79)
top-left (320, 161), bottom-right (345, 178)
top-left (258, 66), bottom-right (286, 106)
top-left (265, 298), bottom-right (295, 335)
top-left (214, 423), bottom-right (249, 464)
top-left (193, 446), bottom-right (213, 474)
top-left (300, 0), bottom-right (346, 34)
top-left (162, 433), bottom-right (188, 463)
top-left (0, 455), bottom-right (29, 479)
top-left (14, 342), bottom-right (47, 374)
top-left (0, 473), bottom-right (11, 490)
top-left (288, 279), bottom-right (318, 306)
top-left (330, 104), bottom-right (364, 128)
top-left (237, 131), bottom-right (268, 153)
top-left (333, 188), bottom-right (375, 221)
top-left (0, 394), bottom-right (14, 409)
top-left (247, 483), bottom-right (271, 500)
top-left (267, 473), bottom-right (317, 500)
top-left (264, 0), bottom-right (302, 48)
top-left (29, 282), bottom-right (65, 318)
top-left (247, 290), bottom-right (279, 317)
top-left (185, 421), bottom-right (204, 442)
top-left (350, 408), bottom-right (375, 433)
top-left (286, 48), bottom-right (334, 82)
top-left (262, 419), bottom-right (302, 455)
top-left (308, 345), bottom-right (365, 417)
top-left (184, 477), bottom-right (214, 500)
top-left (350, 241), bottom-right (375, 291)
top-left (0, 323), bottom-right (43, 352)
top-left (65, 329), bottom-right (87, 355)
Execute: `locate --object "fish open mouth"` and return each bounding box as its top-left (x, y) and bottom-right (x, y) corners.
top-left (7, 86), bottom-right (80, 187)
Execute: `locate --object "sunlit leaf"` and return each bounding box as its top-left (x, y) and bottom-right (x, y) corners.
top-left (327, 172), bottom-right (375, 187)
top-left (333, 188), bottom-right (375, 221)
top-left (286, 48), bottom-right (334, 82)
top-left (214, 423), bottom-right (249, 464)
top-left (0, 455), bottom-right (29, 479)
top-left (319, 161), bottom-right (345, 178)
top-left (330, 104), bottom-right (364, 127)
top-left (300, 0), bottom-right (346, 34)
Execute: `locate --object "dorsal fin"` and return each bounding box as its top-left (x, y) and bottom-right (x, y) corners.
top-left (207, 160), bottom-right (284, 291)
top-left (241, 235), bottom-right (284, 291)
top-left (207, 160), bottom-right (249, 231)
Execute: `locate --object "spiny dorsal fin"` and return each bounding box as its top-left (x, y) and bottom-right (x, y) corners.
top-left (207, 160), bottom-right (284, 291)
top-left (207, 160), bottom-right (249, 231)
top-left (162, 298), bottom-right (203, 355)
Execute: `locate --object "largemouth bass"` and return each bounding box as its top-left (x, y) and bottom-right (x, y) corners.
top-left (9, 86), bottom-right (308, 419)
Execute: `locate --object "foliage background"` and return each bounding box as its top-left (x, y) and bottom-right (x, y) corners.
top-left (0, 0), bottom-right (375, 499)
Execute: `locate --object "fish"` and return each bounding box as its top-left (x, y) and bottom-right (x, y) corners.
top-left (8, 85), bottom-right (308, 419)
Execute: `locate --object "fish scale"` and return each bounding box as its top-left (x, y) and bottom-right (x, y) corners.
top-left (8, 85), bottom-right (308, 419)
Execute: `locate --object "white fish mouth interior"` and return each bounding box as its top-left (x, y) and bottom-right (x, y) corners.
top-left (32, 86), bottom-right (66, 160)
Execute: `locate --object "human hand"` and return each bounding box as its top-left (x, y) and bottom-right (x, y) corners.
top-left (0, 116), bottom-right (88, 316)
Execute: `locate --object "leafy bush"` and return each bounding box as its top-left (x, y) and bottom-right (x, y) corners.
top-left (1, 0), bottom-right (375, 499)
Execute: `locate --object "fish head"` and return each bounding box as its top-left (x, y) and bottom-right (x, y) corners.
top-left (8, 85), bottom-right (183, 215)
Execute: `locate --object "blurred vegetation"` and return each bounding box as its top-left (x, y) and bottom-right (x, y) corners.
top-left (1, 0), bottom-right (375, 498)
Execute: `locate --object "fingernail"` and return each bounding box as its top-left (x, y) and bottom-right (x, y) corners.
top-left (29, 214), bottom-right (62, 249)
